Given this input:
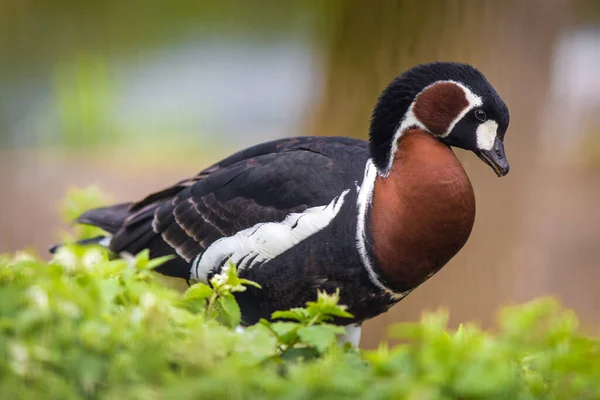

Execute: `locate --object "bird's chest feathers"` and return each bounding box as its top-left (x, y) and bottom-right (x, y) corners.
top-left (370, 130), bottom-right (476, 291)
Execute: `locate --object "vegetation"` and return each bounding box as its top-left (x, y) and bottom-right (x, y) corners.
top-left (2, 248), bottom-right (600, 399)
top-left (1, 189), bottom-right (599, 399)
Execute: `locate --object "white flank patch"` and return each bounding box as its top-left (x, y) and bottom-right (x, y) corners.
top-left (191, 189), bottom-right (350, 282)
top-left (382, 80), bottom-right (482, 177)
top-left (476, 119), bottom-right (498, 151)
top-left (356, 160), bottom-right (408, 300)
top-left (338, 324), bottom-right (362, 347)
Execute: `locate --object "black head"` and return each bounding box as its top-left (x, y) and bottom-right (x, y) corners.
top-left (369, 62), bottom-right (510, 177)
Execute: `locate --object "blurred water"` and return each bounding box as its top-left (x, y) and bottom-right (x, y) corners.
top-left (1, 1), bottom-right (326, 149)
top-left (1, 0), bottom-right (600, 347)
top-left (5, 38), bottom-right (319, 149)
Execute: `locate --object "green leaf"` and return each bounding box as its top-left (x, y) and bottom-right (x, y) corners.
top-left (134, 249), bottom-right (151, 268)
top-left (317, 305), bottom-right (354, 319)
top-left (144, 255), bottom-right (175, 271)
top-left (235, 324), bottom-right (278, 363)
top-left (266, 321), bottom-right (300, 346)
top-left (272, 308), bottom-right (310, 322)
top-left (281, 346), bottom-right (320, 363)
top-left (180, 283), bottom-right (214, 314)
top-left (268, 322), bottom-right (299, 337)
top-left (183, 283), bottom-right (214, 301)
top-left (298, 325), bottom-right (345, 354)
top-left (304, 289), bottom-right (354, 322)
top-left (238, 278), bottom-right (262, 289)
top-left (217, 293), bottom-right (241, 328)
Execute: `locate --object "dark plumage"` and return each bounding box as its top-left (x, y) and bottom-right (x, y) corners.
top-left (53, 62), bottom-right (511, 343)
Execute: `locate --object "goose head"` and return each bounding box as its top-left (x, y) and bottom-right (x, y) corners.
top-left (369, 62), bottom-right (510, 177)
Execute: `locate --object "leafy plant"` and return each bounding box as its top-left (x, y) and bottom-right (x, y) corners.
top-left (58, 185), bottom-right (112, 242)
top-left (265, 289), bottom-right (353, 357)
top-left (2, 248), bottom-right (600, 399)
top-left (181, 262), bottom-right (261, 328)
top-left (1, 187), bottom-right (599, 399)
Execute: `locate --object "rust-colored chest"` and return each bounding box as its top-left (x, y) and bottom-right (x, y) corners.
top-left (369, 129), bottom-right (476, 291)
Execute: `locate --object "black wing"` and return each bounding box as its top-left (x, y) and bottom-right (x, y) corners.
top-left (130, 136), bottom-right (341, 211)
top-left (80, 137), bottom-right (368, 279)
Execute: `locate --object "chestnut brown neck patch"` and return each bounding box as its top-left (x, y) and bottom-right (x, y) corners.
top-left (369, 129), bottom-right (476, 291)
top-left (413, 82), bottom-right (469, 136)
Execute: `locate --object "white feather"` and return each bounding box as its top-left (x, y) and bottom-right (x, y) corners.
top-left (191, 189), bottom-right (350, 281)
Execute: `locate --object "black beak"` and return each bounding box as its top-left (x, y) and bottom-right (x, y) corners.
top-left (476, 137), bottom-right (509, 177)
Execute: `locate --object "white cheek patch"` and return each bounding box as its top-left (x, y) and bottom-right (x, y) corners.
top-left (476, 120), bottom-right (498, 151)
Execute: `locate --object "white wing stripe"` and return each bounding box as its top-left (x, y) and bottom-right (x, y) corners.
top-left (191, 190), bottom-right (350, 282)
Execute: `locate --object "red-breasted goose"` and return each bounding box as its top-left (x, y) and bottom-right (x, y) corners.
top-left (52, 62), bottom-right (510, 345)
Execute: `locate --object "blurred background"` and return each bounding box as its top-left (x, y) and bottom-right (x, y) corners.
top-left (1, 0), bottom-right (599, 348)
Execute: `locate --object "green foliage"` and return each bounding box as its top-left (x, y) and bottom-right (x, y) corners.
top-left (267, 289), bottom-right (352, 357)
top-left (1, 249), bottom-right (600, 399)
top-left (59, 186), bottom-right (112, 241)
top-left (181, 262), bottom-right (261, 328)
top-left (3, 186), bottom-right (598, 398)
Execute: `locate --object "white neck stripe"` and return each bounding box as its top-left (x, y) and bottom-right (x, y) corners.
top-left (355, 159), bottom-right (410, 300)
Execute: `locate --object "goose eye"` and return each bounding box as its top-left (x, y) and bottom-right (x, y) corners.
top-left (474, 109), bottom-right (487, 122)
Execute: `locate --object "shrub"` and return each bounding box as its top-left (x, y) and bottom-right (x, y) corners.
top-left (1, 188), bottom-right (599, 399)
top-left (1, 248), bottom-right (600, 399)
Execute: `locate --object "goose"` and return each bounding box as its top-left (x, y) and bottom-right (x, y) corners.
top-left (53, 62), bottom-right (510, 345)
